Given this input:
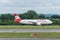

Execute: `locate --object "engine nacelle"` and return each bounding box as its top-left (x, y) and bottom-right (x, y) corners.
top-left (36, 22), bottom-right (41, 25)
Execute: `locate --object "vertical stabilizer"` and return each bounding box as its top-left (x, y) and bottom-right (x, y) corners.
top-left (14, 13), bottom-right (22, 23)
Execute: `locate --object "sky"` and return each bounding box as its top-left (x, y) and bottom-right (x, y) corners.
top-left (0, 0), bottom-right (60, 14)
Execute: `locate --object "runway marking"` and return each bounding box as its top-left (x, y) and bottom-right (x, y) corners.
top-left (0, 29), bottom-right (60, 32)
top-left (0, 38), bottom-right (60, 40)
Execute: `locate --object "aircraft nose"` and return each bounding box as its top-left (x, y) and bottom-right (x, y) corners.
top-left (50, 21), bottom-right (53, 24)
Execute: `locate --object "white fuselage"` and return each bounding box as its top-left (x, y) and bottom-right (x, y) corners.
top-left (14, 14), bottom-right (53, 25)
top-left (20, 19), bottom-right (53, 25)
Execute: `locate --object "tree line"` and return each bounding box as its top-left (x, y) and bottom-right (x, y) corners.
top-left (0, 10), bottom-right (60, 25)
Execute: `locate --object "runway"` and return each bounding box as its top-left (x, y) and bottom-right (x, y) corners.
top-left (0, 29), bottom-right (60, 32)
top-left (0, 38), bottom-right (60, 40)
top-left (0, 29), bottom-right (60, 40)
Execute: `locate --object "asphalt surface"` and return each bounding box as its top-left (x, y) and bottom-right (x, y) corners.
top-left (0, 38), bottom-right (60, 40)
top-left (0, 29), bottom-right (60, 32)
top-left (0, 29), bottom-right (60, 40)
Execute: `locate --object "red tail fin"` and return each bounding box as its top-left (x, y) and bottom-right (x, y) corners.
top-left (14, 13), bottom-right (22, 23)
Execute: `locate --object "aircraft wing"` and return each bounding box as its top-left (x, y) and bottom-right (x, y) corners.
top-left (28, 21), bottom-right (36, 24)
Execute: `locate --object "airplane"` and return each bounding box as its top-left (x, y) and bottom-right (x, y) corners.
top-left (14, 13), bottom-right (53, 25)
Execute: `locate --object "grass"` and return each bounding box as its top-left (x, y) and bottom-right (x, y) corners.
top-left (0, 32), bottom-right (60, 38)
top-left (0, 25), bottom-right (60, 29)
